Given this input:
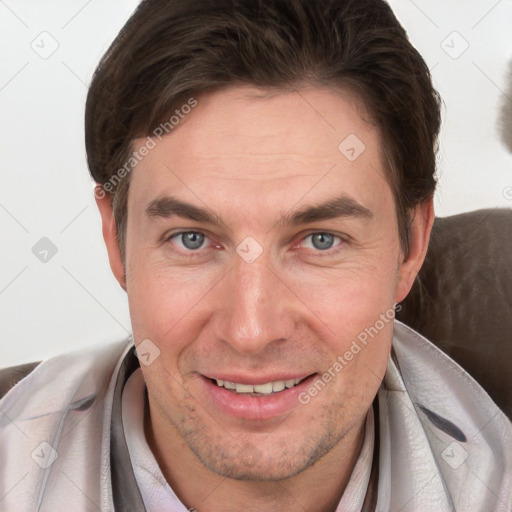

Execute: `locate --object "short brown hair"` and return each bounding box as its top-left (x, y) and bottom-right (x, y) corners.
top-left (85, 0), bottom-right (441, 262)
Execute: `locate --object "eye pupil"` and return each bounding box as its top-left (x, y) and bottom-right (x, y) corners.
top-left (182, 232), bottom-right (204, 250)
top-left (312, 233), bottom-right (334, 250)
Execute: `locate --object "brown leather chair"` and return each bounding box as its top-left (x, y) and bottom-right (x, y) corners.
top-left (397, 208), bottom-right (512, 419)
top-left (0, 361), bottom-right (40, 399)
top-left (2, 209), bottom-right (511, 419)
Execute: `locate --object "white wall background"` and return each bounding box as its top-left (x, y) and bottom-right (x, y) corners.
top-left (1, 0), bottom-right (511, 367)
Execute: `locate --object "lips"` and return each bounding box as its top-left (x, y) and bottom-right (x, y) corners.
top-left (212, 377), bottom-right (306, 395)
top-left (200, 373), bottom-right (317, 421)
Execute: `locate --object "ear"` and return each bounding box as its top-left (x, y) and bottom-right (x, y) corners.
top-left (94, 185), bottom-right (127, 291)
top-left (395, 198), bottom-right (434, 303)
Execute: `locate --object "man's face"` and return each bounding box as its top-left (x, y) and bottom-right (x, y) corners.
top-left (124, 85), bottom-right (404, 480)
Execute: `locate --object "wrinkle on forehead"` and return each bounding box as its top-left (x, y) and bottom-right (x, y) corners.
top-left (128, 85), bottom-right (390, 223)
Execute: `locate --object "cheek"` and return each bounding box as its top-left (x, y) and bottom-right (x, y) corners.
top-left (299, 257), bottom-right (398, 331)
top-left (126, 257), bottom-right (210, 356)
top-left (297, 255), bottom-right (397, 382)
top-left (312, 306), bottom-right (394, 414)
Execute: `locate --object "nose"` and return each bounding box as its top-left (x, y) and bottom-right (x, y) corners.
top-left (213, 252), bottom-right (294, 355)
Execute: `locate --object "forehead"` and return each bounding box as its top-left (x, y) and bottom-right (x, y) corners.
top-left (128, 84), bottom-right (389, 212)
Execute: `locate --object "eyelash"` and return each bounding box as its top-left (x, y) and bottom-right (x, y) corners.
top-left (164, 230), bottom-right (346, 258)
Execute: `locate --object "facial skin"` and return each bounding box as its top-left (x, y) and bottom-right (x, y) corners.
top-left (97, 85), bottom-right (433, 512)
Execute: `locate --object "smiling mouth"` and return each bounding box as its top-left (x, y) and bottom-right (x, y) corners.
top-left (210, 375), bottom-right (315, 396)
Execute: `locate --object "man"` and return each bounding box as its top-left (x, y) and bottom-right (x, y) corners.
top-left (1, 0), bottom-right (511, 511)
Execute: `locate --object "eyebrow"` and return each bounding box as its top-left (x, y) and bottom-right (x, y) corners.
top-left (145, 196), bottom-right (229, 228)
top-left (280, 195), bottom-right (373, 226)
top-left (145, 194), bottom-right (373, 228)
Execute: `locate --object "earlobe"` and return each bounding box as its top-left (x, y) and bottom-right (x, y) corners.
top-left (94, 185), bottom-right (127, 291)
top-left (395, 199), bottom-right (435, 303)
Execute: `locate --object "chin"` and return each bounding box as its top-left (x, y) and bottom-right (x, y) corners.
top-left (186, 427), bottom-right (345, 482)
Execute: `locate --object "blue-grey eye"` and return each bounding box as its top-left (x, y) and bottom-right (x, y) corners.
top-left (310, 233), bottom-right (335, 250)
top-left (180, 232), bottom-right (205, 250)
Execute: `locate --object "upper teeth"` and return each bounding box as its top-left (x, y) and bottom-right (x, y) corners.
top-left (215, 378), bottom-right (302, 395)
